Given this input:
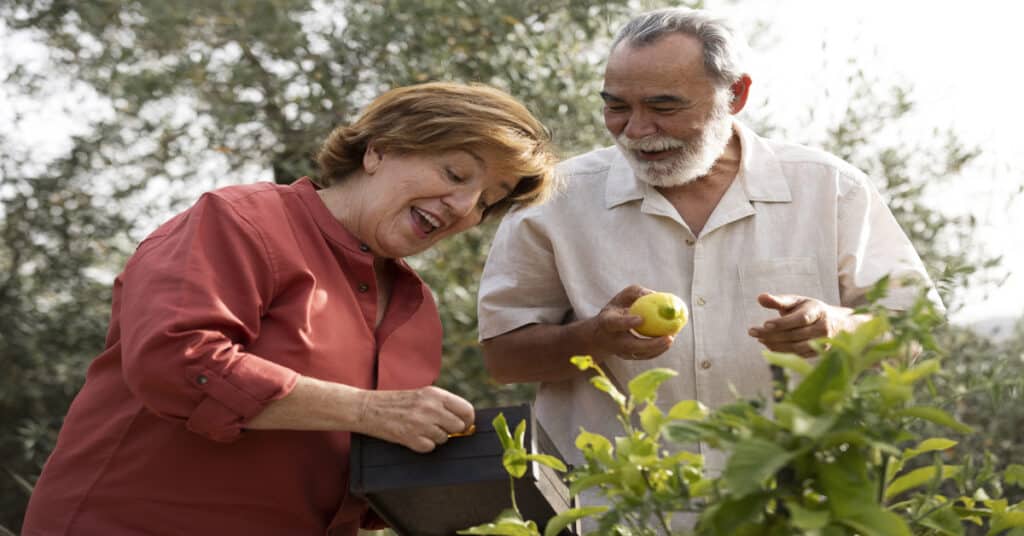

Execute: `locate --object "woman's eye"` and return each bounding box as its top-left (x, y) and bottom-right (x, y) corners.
top-left (446, 168), bottom-right (466, 184)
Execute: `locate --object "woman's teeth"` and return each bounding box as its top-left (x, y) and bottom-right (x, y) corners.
top-left (413, 207), bottom-right (440, 233)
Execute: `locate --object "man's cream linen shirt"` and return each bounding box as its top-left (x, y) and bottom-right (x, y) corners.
top-left (478, 122), bottom-right (940, 470)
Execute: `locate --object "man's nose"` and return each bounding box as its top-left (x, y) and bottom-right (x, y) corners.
top-left (622, 111), bottom-right (658, 139)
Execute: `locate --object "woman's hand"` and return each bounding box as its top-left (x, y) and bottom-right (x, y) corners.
top-left (245, 377), bottom-right (473, 452)
top-left (356, 386), bottom-right (475, 453)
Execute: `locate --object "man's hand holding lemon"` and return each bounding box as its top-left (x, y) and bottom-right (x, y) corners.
top-left (629, 291), bottom-right (689, 338)
top-left (585, 286), bottom-right (686, 362)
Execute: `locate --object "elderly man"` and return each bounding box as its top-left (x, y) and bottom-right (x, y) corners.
top-left (477, 7), bottom-right (941, 472)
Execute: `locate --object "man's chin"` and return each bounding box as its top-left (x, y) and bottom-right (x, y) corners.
top-left (630, 163), bottom-right (705, 188)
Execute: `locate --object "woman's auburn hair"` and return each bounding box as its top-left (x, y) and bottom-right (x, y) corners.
top-left (315, 82), bottom-right (559, 218)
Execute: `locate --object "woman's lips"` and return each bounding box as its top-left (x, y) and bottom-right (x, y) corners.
top-left (410, 207), bottom-right (439, 237)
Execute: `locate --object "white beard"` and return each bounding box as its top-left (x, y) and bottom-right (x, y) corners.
top-left (615, 96), bottom-right (735, 188)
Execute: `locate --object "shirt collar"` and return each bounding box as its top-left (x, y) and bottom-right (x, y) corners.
top-left (734, 121), bottom-right (791, 203)
top-left (604, 120), bottom-right (792, 208)
top-left (604, 150), bottom-right (646, 209)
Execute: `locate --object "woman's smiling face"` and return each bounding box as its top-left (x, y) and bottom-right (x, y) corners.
top-left (354, 145), bottom-right (517, 258)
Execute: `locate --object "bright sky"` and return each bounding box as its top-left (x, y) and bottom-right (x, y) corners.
top-left (2, 1), bottom-right (1021, 326)
top-left (708, 0), bottom-right (1024, 324)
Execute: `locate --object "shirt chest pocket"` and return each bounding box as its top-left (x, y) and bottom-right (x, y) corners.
top-left (739, 257), bottom-right (825, 328)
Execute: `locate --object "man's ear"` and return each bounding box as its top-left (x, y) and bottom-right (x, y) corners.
top-left (363, 143), bottom-right (383, 174)
top-left (729, 74), bottom-right (753, 114)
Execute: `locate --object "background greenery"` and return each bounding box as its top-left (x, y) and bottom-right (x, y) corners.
top-left (1, 0), bottom-right (1020, 533)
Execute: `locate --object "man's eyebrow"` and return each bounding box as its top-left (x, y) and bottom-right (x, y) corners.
top-left (644, 95), bottom-right (690, 105)
top-left (599, 91), bottom-right (691, 106)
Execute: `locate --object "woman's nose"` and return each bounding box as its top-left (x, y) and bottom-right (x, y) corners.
top-left (443, 187), bottom-right (481, 218)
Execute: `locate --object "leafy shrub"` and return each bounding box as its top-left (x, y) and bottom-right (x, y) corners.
top-left (462, 283), bottom-right (1024, 535)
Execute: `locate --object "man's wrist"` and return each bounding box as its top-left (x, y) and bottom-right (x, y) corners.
top-left (566, 316), bottom-right (607, 364)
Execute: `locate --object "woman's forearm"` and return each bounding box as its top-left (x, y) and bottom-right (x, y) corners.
top-left (246, 375), bottom-right (366, 431)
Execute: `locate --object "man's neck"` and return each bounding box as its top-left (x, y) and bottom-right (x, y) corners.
top-left (655, 133), bottom-right (742, 236)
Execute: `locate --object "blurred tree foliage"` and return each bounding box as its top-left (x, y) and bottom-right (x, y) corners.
top-left (0, 0), bottom-right (1018, 533)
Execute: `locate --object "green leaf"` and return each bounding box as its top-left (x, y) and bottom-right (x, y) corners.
top-left (627, 367), bottom-right (677, 404)
top-left (523, 453), bottom-right (567, 472)
top-left (917, 504), bottom-right (965, 536)
top-left (459, 509), bottom-right (538, 535)
top-left (865, 275), bottom-right (891, 304)
top-left (697, 493), bottom-right (768, 535)
top-left (764, 350), bottom-right (813, 376)
top-left (897, 358), bottom-right (941, 384)
top-left (989, 511), bottom-right (1024, 536)
top-left (838, 508), bottom-right (912, 536)
top-left (902, 438), bottom-right (957, 462)
top-left (884, 465), bottom-right (962, 500)
top-left (788, 352), bottom-right (849, 415)
top-left (639, 403), bottom-right (665, 437)
top-left (775, 402), bottom-right (836, 438)
top-left (1006, 464), bottom-right (1024, 487)
top-left (723, 438), bottom-right (796, 496)
top-left (785, 501), bottom-right (830, 530)
top-left (589, 376), bottom-right (626, 407)
top-left (817, 450), bottom-right (876, 517)
top-left (575, 430), bottom-right (614, 465)
top-left (665, 449), bottom-right (704, 468)
top-left (568, 472), bottom-right (617, 496)
top-left (837, 315), bottom-right (890, 357)
top-left (493, 413), bottom-right (515, 451)
top-left (543, 506), bottom-right (607, 536)
top-left (503, 448), bottom-right (529, 478)
top-left (662, 421), bottom-right (705, 444)
top-left (569, 355), bottom-right (595, 371)
top-left (513, 419), bottom-right (527, 448)
top-left (897, 406), bottom-right (973, 434)
top-left (618, 462), bottom-right (647, 496)
top-left (667, 400), bottom-right (708, 421)
top-left (458, 519), bottom-right (539, 535)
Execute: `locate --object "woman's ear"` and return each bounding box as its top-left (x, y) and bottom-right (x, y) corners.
top-left (363, 143), bottom-right (383, 175)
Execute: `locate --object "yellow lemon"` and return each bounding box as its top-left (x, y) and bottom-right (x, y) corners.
top-left (629, 292), bottom-right (689, 337)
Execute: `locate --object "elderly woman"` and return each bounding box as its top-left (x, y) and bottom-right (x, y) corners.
top-left (22, 82), bottom-right (557, 535)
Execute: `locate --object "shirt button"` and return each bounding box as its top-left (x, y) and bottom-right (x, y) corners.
top-left (357, 283), bottom-right (370, 293)
top-left (196, 375), bottom-right (208, 385)
top-left (359, 243), bottom-right (370, 252)
top-left (685, 239), bottom-right (695, 246)
top-left (696, 297), bottom-right (707, 306)
top-left (700, 360), bottom-right (712, 370)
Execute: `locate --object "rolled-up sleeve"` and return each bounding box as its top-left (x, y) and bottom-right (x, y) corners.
top-left (836, 172), bottom-right (945, 314)
top-left (119, 193), bottom-right (299, 442)
top-left (478, 209), bottom-right (572, 341)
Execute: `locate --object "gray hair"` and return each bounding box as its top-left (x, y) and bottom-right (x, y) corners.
top-left (611, 7), bottom-right (747, 88)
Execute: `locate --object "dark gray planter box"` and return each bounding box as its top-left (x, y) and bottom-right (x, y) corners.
top-left (349, 404), bottom-right (575, 535)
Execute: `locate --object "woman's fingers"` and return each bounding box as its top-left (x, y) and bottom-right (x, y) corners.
top-left (361, 386), bottom-right (475, 452)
